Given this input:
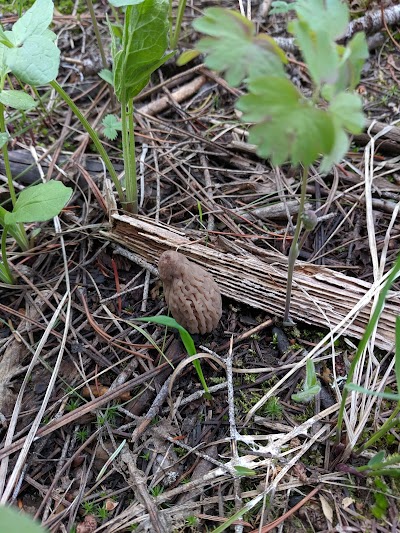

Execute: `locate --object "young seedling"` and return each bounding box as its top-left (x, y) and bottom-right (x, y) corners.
top-left (291, 359), bottom-right (321, 403)
top-left (190, 0), bottom-right (368, 324)
top-left (135, 315), bottom-right (210, 395)
top-left (0, 0), bottom-right (72, 284)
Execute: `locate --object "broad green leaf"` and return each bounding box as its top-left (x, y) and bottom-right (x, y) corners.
top-left (329, 92), bottom-right (364, 133)
top-left (0, 132), bottom-right (10, 149)
top-left (11, 0), bottom-right (54, 45)
top-left (6, 36), bottom-right (60, 85)
top-left (335, 32), bottom-right (369, 92)
top-left (0, 90), bottom-right (36, 111)
top-left (109, 0), bottom-right (145, 5)
top-left (319, 124), bottom-right (349, 173)
top-left (0, 506), bottom-right (46, 533)
top-left (193, 8), bottom-right (286, 87)
top-left (294, 0), bottom-right (349, 40)
top-left (176, 49), bottom-right (201, 66)
top-left (99, 68), bottom-right (114, 85)
top-left (4, 181), bottom-right (72, 225)
top-left (237, 76), bottom-right (335, 166)
top-left (0, 43), bottom-right (10, 78)
top-left (320, 91), bottom-right (364, 172)
top-left (113, 0), bottom-right (171, 101)
top-left (289, 20), bottom-right (339, 86)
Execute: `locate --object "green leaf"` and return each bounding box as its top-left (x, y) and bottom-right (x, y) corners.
top-left (396, 316), bottom-right (400, 393)
top-left (193, 8), bottom-right (286, 87)
top-left (176, 49), bottom-right (201, 67)
top-left (292, 360), bottom-right (321, 403)
top-left (102, 114), bottom-right (122, 140)
top-left (294, 0), bottom-right (349, 40)
top-left (0, 43), bottom-right (11, 78)
top-left (135, 315), bottom-right (210, 394)
top-left (0, 506), bottom-right (46, 533)
top-left (368, 451), bottom-right (385, 467)
top-left (335, 32), bottom-right (369, 92)
top-left (99, 68), bottom-right (114, 86)
top-left (6, 35), bottom-right (60, 85)
top-left (289, 20), bottom-right (339, 86)
top-left (135, 316), bottom-right (196, 356)
top-left (319, 125), bottom-right (349, 173)
top-left (270, 1), bottom-right (296, 15)
top-left (109, 0), bottom-right (145, 5)
top-left (113, 0), bottom-right (171, 101)
top-left (320, 91), bottom-right (365, 172)
top-left (0, 89), bottom-right (36, 110)
top-left (345, 383), bottom-right (400, 401)
top-left (234, 466), bottom-right (256, 476)
top-left (0, 132), bottom-right (10, 149)
top-left (4, 181), bottom-right (72, 225)
top-left (237, 76), bottom-right (335, 166)
top-left (11, 0), bottom-right (54, 45)
top-left (329, 92), bottom-right (364, 133)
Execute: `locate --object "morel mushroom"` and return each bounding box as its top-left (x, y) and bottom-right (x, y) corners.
top-left (158, 250), bottom-right (222, 334)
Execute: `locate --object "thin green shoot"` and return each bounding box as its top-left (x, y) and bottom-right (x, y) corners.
top-left (135, 315), bottom-right (210, 394)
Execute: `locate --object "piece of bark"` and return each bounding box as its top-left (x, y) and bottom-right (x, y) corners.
top-left (102, 214), bottom-right (399, 352)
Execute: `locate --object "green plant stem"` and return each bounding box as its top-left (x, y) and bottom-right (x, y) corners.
top-left (0, 103), bottom-right (17, 207)
top-left (0, 104), bottom-right (29, 251)
top-left (121, 97), bottom-right (137, 213)
top-left (171, 0), bottom-right (187, 49)
top-left (0, 228), bottom-right (14, 284)
top-left (50, 80), bottom-right (124, 202)
top-left (283, 165), bottom-right (309, 325)
top-left (336, 252), bottom-right (400, 444)
top-left (356, 403), bottom-right (400, 454)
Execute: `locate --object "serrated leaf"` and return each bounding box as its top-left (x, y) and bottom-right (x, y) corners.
top-left (0, 89), bottom-right (36, 110)
top-left (289, 20), bottom-right (339, 85)
top-left (4, 181), bottom-right (72, 225)
top-left (114, 0), bottom-right (171, 101)
top-left (99, 68), bottom-right (114, 85)
top-left (270, 1), bottom-right (295, 15)
top-left (176, 49), bottom-right (201, 67)
top-left (0, 132), bottom-right (10, 149)
top-left (237, 76), bottom-right (335, 166)
top-left (335, 32), bottom-right (369, 92)
top-left (329, 92), bottom-right (364, 133)
top-left (102, 114), bottom-right (121, 140)
top-left (6, 35), bottom-right (60, 85)
top-left (294, 0), bottom-right (349, 40)
top-left (193, 7), bottom-right (286, 87)
top-left (319, 125), bottom-right (349, 173)
top-left (11, 0), bottom-right (54, 45)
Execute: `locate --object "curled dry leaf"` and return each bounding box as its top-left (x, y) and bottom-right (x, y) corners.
top-left (158, 250), bottom-right (222, 334)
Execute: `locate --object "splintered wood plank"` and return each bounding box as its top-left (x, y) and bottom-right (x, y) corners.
top-left (102, 214), bottom-right (399, 352)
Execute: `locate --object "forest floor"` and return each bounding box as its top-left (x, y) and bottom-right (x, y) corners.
top-left (1, 1), bottom-right (400, 532)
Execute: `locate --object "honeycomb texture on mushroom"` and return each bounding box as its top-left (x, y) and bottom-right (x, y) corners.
top-left (158, 250), bottom-right (222, 334)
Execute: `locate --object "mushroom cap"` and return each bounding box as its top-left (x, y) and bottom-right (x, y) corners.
top-left (158, 250), bottom-right (222, 334)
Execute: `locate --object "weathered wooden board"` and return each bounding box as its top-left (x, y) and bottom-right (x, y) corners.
top-left (102, 214), bottom-right (399, 352)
